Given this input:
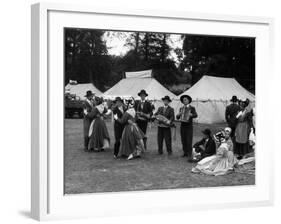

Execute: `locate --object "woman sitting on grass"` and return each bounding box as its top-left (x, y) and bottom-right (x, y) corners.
top-left (118, 98), bottom-right (145, 160)
top-left (191, 130), bottom-right (238, 176)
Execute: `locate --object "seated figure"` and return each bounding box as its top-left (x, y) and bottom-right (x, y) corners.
top-left (192, 131), bottom-right (238, 176)
top-left (192, 128), bottom-right (216, 161)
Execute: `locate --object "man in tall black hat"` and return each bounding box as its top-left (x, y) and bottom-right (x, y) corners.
top-left (112, 97), bottom-right (127, 158)
top-left (135, 89), bottom-right (153, 149)
top-left (176, 95), bottom-right (198, 160)
top-left (153, 96), bottom-right (175, 155)
top-left (225, 95), bottom-right (240, 138)
top-left (82, 90), bottom-right (95, 151)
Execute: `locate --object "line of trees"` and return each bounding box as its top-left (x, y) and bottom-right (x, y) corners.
top-left (65, 28), bottom-right (255, 93)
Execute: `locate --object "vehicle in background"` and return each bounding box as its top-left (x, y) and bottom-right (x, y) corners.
top-left (65, 93), bottom-right (84, 118)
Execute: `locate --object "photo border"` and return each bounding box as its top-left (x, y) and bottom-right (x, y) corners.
top-left (31, 2), bottom-right (274, 221)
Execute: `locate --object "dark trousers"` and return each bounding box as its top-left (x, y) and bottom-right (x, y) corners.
top-left (136, 120), bottom-right (148, 149)
top-left (180, 123), bottom-right (193, 157)
top-left (83, 117), bottom-right (91, 149)
top-left (157, 127), bottom-right (172, 154)
top-left (114, 123), bottom-right (124, 156)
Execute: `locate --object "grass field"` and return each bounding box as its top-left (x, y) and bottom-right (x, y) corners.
top-left (64, 118), bottom-right (255, 194)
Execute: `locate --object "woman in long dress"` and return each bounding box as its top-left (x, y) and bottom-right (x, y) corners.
top-left (235, 100), bottom-right (252, 158)
top-left (87, 98), bottom-right (110, 152)
top-left (118, 102), bottom-right (145, 160)
top-left (192, 133), bottom-right (238, 176)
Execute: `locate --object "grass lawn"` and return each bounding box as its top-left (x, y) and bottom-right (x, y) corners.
top-left (64, 118), bottom-right (255, 194)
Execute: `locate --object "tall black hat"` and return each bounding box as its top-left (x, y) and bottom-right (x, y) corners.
top-left (202, 128), bottom-right (211, 136)
top-left (85, 90), bottom-right (94, 97)
top-left (230, 95), bottom-right (238, 102)
top-left (162, 95), bottom-right (172, 102)
top-left (138, 89), bottom-right (148, 97)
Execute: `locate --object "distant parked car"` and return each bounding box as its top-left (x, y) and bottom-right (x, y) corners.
top-left (65, 93), bottom-right (84, 118)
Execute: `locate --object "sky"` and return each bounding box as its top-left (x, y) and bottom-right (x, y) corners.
top-left (103, 31), bottom-right (184, 64)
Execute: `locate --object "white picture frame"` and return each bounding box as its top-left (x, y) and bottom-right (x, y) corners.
top-left (31, 2), bottom-right (275, 221)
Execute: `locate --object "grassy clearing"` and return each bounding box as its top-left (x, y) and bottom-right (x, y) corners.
top-left (64, 119), bottom-right (254, 194)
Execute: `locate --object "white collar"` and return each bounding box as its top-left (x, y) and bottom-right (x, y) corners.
top-left (96, 104), bottom-right (104, 114)
top-left (86, 98), bottom-right (92, 105)
top-left (126, 108), bottom-right (136, 118)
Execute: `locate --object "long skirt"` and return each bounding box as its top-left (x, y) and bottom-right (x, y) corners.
top-left (88, 117), bottom-right (110, 151)
top-left (192, 151), bottom-right (238, 176)
top-left (235, 142), bottom-right (250, 157)
top-left (119, 123), bottom-right (145, 157)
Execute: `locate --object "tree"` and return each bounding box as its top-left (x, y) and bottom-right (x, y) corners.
top-left (64, 28), bottom-right (110, 90)
top-left (181, 35), bottom-right (255, 90)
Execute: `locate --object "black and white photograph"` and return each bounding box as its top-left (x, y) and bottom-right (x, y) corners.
top-left (64, 28), bottom-right (256, 194)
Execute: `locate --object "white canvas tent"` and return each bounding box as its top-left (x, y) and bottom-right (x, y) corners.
top-left (65, 82), bottom-right (102, 100)
top-left (103, 70), bottom-right (176, 110)
top-left (172, 75), bottom-right (255, 124)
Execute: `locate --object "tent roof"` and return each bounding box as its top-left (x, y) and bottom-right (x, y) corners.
top-left (103, 76), bottom-right (176, 100)
top-left (65, 83), bottom-right (102, 99)
top-left (178, 75), bottom-right (255, 101)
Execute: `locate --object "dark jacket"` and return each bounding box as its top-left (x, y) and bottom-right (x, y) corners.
top-left (113, 105), bottom-right (127, 126)
top-left (83, 100), bottom-right (94, 117)
top-left (134, 100), bottom-right (153, 122)
top-left (112, 105), bottom-right (127, 139)
top-left (193, 137), bottom-right (216, 156)
top-left (225, 103), bottom-right (241, 127)
top-left (176, 105), bottom-right (198, 125)
top-left (154, 105), bottom-right (175, 128)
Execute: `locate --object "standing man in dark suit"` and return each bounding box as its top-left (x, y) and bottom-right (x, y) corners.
top-left (153, 96), bottom-right (175, 155)
top-left (112, 97), bottom-right (127, 158)
top-left (225, 95), bottom-right (241, 138)
top-left (176, 95), bottom-right (198, 160)
top-left (135, 90), bottom-right (153, 149)
top-left (82, 90), bottom-right (95, 151)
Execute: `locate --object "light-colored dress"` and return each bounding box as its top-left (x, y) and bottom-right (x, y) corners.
top-left (192, 143), bottom-right (238, 176)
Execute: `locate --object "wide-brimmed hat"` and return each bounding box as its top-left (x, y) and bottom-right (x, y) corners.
top-left (202, 128), bottom-right (211, 136)
top-left (115, 96), bottom-right (123, 103)
top-left (85, 90), bottom-right (95, 97)
top-left (162, 95), bottom-right (172, 102)
top-left (180, 95), bottom-right (192, 103)
top-left (138, 89), bottom-right (148, 97)
top-left (230, 95), bottom-right (238, 102)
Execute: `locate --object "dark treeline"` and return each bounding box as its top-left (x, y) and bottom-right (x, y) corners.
top-left (64, 28), bottom-right (255, 93)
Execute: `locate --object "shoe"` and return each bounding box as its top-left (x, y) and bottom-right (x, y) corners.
top-left (181, 154), bottom-right (187, 157)
top-left (188, 158), bottom-right (197, 163)
top-left (158, 152), bottom-right (163, 155)
top-left (127, 154), bottom-right (134, 160)
top-left (168, 152), bottom-right (173, 156)
top-left (113, 155), bottom-right (117, 159)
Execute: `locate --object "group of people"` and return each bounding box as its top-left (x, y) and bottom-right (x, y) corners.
top-left (190, 95), bottom-right (255, 175)
top-left (81, 89), bottom-right (255, 175)
top-left (225, 95), bottom-right (255, 159)
top-left (82, 89), bottom-right (198, 161)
